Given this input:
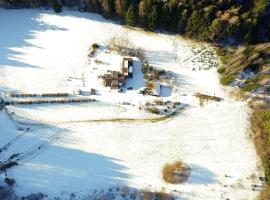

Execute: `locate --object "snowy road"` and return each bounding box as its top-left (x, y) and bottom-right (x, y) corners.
top-left (0, 9), bottom-right (263, 199)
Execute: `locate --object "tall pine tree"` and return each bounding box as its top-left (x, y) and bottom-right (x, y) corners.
top-left (147, 5), bottom-right (157, 31)
top-left (125, 5), bottom-right (135, 26)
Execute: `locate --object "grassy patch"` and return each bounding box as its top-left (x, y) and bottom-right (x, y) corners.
top-left (220, 75), bottom-right (235, 85)
top-left (162, 161), bottom-right (190, 184)
top-left (216, 47), bottom-right (235, 65)
top-left (194, 93), bottom-right (223, 102)
top-left (241, 83), bottom-right (261, 92)
top-left (252, 107), bottom-right (270, 199)
top-left (194, 92), bottom-right (223, 106)
top-left (243, 45), bottom-right (256, 57)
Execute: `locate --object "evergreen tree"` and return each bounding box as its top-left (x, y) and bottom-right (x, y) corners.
top-left (115, 0), bottom-right (130, 18)
top-left (84, 0), bottom-right (101, 12)
top-left (125, 5), bottom-right (135, 26)
top-left (147, 5), bottom-right (157, 31)
top-left (101, 0), bottom-right (114, 18)
top-left (186, 10), bottom-right (210, 40)
top-left (51, 0), bottom-right (62, 13)
top-left (138, 0), bottom-right (152, 28)
top-left (115, 0), bottom-right (125, 17)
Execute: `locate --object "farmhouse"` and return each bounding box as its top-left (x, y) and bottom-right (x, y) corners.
top-left (103, 57), bottom-right (133, 89)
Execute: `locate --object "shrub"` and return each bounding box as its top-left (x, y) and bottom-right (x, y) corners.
top-left (92, 43), bottom-right (99, 49)
top-left (162, 161), bottom-right (190, 184)
top-left (147, 107), bottom-right (160, 114)
top-left (4, 178), bottom-right (15, 186)
top-left (217, 67), bottom-right (226, 74)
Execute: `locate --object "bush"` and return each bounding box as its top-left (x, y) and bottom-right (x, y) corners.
top-left (162, 161), bottom-right (190, 184)
top-left (92, 43), bottom-right (99, 49)
top-left (147, 107), bottom-right (160, 114)
top-left (217, 67), bottom-right (226, 74)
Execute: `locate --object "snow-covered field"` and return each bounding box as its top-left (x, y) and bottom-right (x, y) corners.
top-left (0, 9), bottom-right (263, 199)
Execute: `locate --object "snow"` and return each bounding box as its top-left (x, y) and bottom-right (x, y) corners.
top-left (0, 8), bottom-right (263, 199)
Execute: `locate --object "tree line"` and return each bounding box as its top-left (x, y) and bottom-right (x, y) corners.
top-left (2, 0), bottom-right (270, 44)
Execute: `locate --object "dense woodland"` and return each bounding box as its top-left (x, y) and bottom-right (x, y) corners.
top-left (1, 0), bottom-right (270, 44)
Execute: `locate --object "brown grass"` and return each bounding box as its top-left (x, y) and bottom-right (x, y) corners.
top-left (162, 161), bottom-right (190, 184)
top-left (142, 190), bottom-right (169, 200)
top-left (251, 104), bottom-right (270, 200)
top-left (194, 92), bottom-right (223, 106)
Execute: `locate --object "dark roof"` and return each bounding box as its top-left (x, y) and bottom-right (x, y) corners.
top-left (104, 78), bottom-right (112, 87)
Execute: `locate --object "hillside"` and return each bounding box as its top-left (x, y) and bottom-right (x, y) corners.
top-left (217, 43), bottom-right (270, 94)
top-left (217, 43), bottom-right (270, 200)
top-left (0, 9), bottom-right (263, 200)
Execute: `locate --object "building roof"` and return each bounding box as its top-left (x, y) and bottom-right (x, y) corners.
top-left (111, 80), bottom-right (119, 87)
top-left (112, 71), bottom-right (119, 79)
top-left (122, 57), bottom-right (133, 76)
top-left (104, 78), bottom-right (112, 87)
top-left (123, 57), bottom-right (132, 62)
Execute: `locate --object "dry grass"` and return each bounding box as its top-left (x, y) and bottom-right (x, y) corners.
top-left (142, 190), bottom-right (170, 200)
top-left (194, 92), bottom-right (223, 106)
top-left (251, 104), bottom-right (270, 200)
top-left (162, 161), bottom-right (190, 184)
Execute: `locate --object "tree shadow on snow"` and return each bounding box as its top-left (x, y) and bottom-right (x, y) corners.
top-left (0, 9), bottom-right (68, 69)
top-left (0, 121), bottom-right (129, 196)
top-left (14, 146), bottom-right (129, 194)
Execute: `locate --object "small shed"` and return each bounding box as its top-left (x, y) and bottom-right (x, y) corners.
top-left (78, 87), bottom-right (91, 96)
